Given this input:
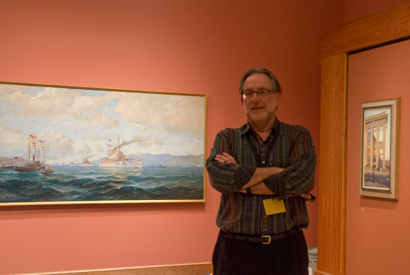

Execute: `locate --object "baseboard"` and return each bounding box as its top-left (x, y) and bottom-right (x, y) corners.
top-left (21, 263), bottom-right (213, 275)
top-left (315, 269), bottom-right (334, 275)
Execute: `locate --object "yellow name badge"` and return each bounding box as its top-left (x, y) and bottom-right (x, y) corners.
top-left (263, 198), bottom-right (286, 215)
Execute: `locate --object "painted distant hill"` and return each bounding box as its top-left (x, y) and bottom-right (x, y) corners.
top-left (0, 156), bottom-right (14, 164)
top-left (1, 154), bottom-right (205, 167)
top-left (0, 156), bottom-right (26, 165)
top-left (94, 153), bottom-right (204, 167)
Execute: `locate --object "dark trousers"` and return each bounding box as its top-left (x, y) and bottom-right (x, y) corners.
top-left (212, 230), bottom-right (308, 275)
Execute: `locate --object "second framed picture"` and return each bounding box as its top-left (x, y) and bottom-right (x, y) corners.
top-left (360, 98), bottom-right (401, 200)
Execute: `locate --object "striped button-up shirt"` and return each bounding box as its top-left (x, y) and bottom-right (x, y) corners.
top-left (206, 118), bottom-right (316, 235)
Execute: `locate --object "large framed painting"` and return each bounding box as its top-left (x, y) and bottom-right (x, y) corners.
top-left (360, 98), bottom-right (400, 200)
top-left (0, 82), bottom-right (207, 205)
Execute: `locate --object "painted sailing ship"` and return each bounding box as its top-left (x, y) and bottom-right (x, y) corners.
top-left (14, 135), bottom-right (45, 172)
top-left (79, 154), bottom-right (94, 167)
top-left (0, 162), bottom-right (15, 170)
top-left (98, 135), bottom-right (143, 169)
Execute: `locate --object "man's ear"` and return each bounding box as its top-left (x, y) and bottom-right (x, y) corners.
top-left (276, 92), bottom-right (282, 103)
top-left (275, 92), bottom-right (282, 111)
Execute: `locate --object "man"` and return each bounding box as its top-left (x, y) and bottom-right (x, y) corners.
top-left (206, 67), bottom-right (316, 275)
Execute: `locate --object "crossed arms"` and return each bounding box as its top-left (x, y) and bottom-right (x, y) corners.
top-left (205, 127), bottom-right (316, 198)
top-left (215, 152), bottom-right (284, 195)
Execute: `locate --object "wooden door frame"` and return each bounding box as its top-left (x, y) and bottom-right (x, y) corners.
top-left (317, 4), bottom-right (410, 275)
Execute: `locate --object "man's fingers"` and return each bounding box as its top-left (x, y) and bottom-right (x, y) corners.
top-left (221, 153), bottom-right (235, 161)
top-left (215, 153), bottom-right (236, 164)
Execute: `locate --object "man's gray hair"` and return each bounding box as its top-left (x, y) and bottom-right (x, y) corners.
top-left (238, 67), bottom-right (282, 95)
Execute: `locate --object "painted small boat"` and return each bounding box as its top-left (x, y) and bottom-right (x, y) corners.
top-left (39, 166), bottom-right (55, 174)
top-left (14, 163), bottom-right (44, 172)
top-left (14, 135), bottom-right (45, 172)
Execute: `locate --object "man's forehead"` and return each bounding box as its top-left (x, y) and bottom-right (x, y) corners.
top-left (243, 73), bottom-right (271, 88)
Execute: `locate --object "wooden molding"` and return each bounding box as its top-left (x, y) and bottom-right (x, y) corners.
top-left (317, 3), bottom-right (410, 275)
top-left (317, 53), bottom-right (348, 275)
top-left (20, 263), bottom-right (213, 275)
top-left (321, 3), bottom-right (410, 57)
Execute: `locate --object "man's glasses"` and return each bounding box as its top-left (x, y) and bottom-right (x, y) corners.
top-left (242, 88), bottom-right (273, 99)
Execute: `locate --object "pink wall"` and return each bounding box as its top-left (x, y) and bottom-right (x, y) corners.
top-left (344, 0), bottom-right (410, 22)
top-left (0, 0), bottom-right (344, 274)
top-left (347, 40), bottom-right (410, 275)
top-left (345, 2), bottom-right (410, 274)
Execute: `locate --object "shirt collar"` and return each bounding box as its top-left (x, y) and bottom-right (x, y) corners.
top-left (240, 117), bottom-right (281, 136)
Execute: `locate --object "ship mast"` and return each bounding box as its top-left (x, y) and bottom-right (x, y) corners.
top-left (32, 139), bottom-right (37, 163)
top-left (38, 140), bottom-right (40, 163)
top-left (28, 135), bottom-right (30, 164)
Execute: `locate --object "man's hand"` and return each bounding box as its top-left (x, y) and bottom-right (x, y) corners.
top-left (241, 167), bottom-right (285, 189)
top-left (214, 152), bottom-right (236, 164)
top-left (240, 182), bottom-right (275, 195)
top-left (250, 183), bottom-right (275, 195)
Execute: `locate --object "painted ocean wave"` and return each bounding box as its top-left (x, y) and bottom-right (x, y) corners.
top-left (0, 166), bottom-right (204, 203)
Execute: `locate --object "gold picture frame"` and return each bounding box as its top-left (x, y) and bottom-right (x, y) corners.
top-left (0, 81), bottom-right (207, 206)
top-left (360, 98), bottom-right (400, 199)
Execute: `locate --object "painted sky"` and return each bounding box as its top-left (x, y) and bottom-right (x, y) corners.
top-left (0, 84), bottom-right (205, 164)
